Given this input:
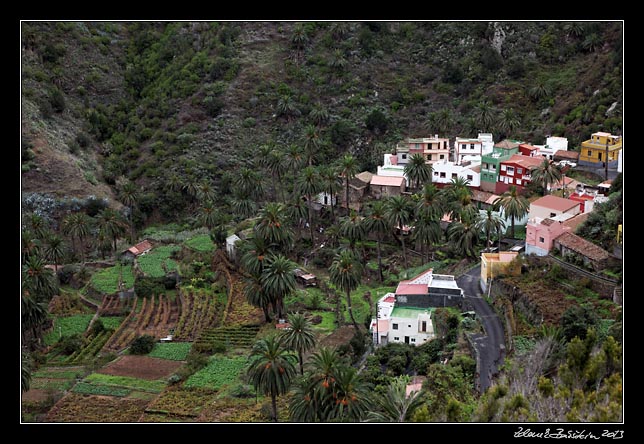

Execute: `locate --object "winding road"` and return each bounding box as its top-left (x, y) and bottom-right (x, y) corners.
top-left (456, 265), bottom-right (505, 392)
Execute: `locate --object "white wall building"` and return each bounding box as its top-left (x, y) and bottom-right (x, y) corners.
top-left (537, 136), bottom-right (569, 160)
top-left (432, 160), bottom-right (481, 187)
top-left (454, 138), bottom-right (483, 164)
top-left (370, 293), bottom-right (435, 346)
top-left (377, 153), bottom-right (407, 178)
top-left (478, 133), bottom-right (495, 155)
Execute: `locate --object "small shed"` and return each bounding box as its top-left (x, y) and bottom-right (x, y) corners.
top-left (122, 240), bottom-right (153, 261)
top-left (294, 268), bottom-right (318, 287)
top-left (226, 234), bottom-right (242, 260)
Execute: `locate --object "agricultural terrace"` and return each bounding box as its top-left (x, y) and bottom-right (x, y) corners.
top-left (90, 264), bottom-right (135, 294)
top-left (184, 234), bottom-right (215, 252)
top-left (148, 342), bottom-right (192, 361)
top-left (137, 245), bottom-right (180, 277)
top-left (184, 355), bottom-right (247, 392)
top-left (44, 314), bottom-right (94, 345)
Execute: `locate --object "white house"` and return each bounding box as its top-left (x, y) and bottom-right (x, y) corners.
top-left (377, 153), bottom-right (407, 178)
top-left (370, 268), bottom-right (463, 347)
top-left (225, 234), bottom-right (242, 259)
top-left (432, 160), bottom-right (481, 187)
top-left (454, 138), bottom-right (483, 164)
top-left (537, 136), bottom-right (569, 160)
top-left (478, 133), bottom-right (495, 155)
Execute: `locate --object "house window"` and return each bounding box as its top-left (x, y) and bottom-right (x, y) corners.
top-left (539, 237), bottom-right (545, 243)
top-left (508, 177), bottom-right (513, 184)
top-left (402, 154), bottom-right (407, 160)
top-left (483, 163), bottom-right (488, 170)
top-left (440, 154), bottom-right (445, 159)
top-left (392, 323), bottom-right (398, 330)
top-left (507, 166), bottom-right (514, 175)
top-left (517, 168), bottom-right (523, 174)
top-left (415, 143), bottom-right (420, 149)
top-left (394, 337), bottom-right (400, 341)
top-left (516, 179), bottom-right (522, 185)
top-left (408, 325), bottom-right (411, 328)
top-left (461, 144), bottom-right (466, 150)
top-left (491, 164), bottom-right (496, 171)
top-left (587, 150), bottom-right (592, 156)
top-left (550, 212), bottom-right (556, 217)
top-left (440, 172), bottom-right (446, 178)
top-left (421, 321), bottom-right (427, 332)
top-left (501, 165), bottom-right (506, 171)
top-left (411, 338), bottom-right (416, 343)
top-left (467, 175), bottom-right (473, 181)
top-left (433, 172), bottom-right (439, 176)
top-left (470, 144), bottom-right (475, 150)
top-left (451, 173), bottom-right (458, 179)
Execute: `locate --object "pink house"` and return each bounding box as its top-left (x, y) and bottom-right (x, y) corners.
top-left (525, 213), bottom-right (588, 256)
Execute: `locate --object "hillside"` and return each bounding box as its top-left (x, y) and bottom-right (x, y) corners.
top-left (21, 21), bottom-right (623, 224)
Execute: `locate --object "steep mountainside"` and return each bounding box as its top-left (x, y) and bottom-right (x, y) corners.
top-left (21, 21), bottom-right (623, 225)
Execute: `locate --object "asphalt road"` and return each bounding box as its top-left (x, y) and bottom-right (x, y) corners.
top-left (457, 265), bottom-right (505, 392)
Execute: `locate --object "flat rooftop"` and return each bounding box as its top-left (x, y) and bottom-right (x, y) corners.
top-left (391, 306), bottom-right (433, 319)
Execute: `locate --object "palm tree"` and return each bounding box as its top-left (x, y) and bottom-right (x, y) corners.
top-left (285, 145), bottom-right (305, 181)
top-left (28, 213), bottom-right (49, 240)
top-left (256, 202), bottom-right (294, 252)
top-left (118, 180), bottom-right (138, 241)
top-left (413, 213), bottom-right (442, 263)
top-left (447, 215), bottom-right (480, 258)
top-left (277, 95), bottom-right (301, 120)
top-left (267, 149), bottom-right (288, 203)
top-left (385, 195), bottom-right (413, 269)
top-left (289, 346), bottom-right (343, 422)
top-left (196, 180), bottom-right (217, 203)
top-left (199, 202), bottom-right (220, 231)
top-left (404, 153), bottom-right (432, 191)
top-left (364, 201), bottom-right (389, 282)
top-left (246, 336), bottom-right (297, 422)
top-left (21, 229), bottom-right (41, 262)
top-left (279, 312), bottom-right (316, 375)
top-left (21, 293), bottom-right (49, 346)
top-left (440, 177), bottom-right (476, 222)
top-left (234, 167), bottom-right (264, 201)
top-left (262, 254), bottom-right (296, 320)
top-left (61, 212), bottom-right (91, 262)
top-left (22, 255), bottom-right (58, 303)
top-left (476, 209), bottom-right (506, 251)
top-left (303, 124), bottom-right (320, 166)
top-left (415, 183), bottom-right (443, 220)
top-left (96, 208), bottom-right (127, 252)
top-left (329, 49), bottom-right (348, 74)
top-left (320, 165), bottom-right (341, 222)
top-left (329, 250), bottom-right (363, 330)
top-left (340, 154), bottom-right (358, 215)
top-left (328, 366), bottom-right (373, 421)
top-left (284, 198), bottom-right (308, 242)
top-left (296, 166), bottom-right (321, 244)
top-left (240, 236), bottom-right (271, 277)
top-left (493, 185), bottom-right (529, 239)
top-left (366, 376), bottom-right (423, 422)
top-left (243, 273), bottom-right (273, 323)
top-left (309, 103), bottom-right (330, 127)
top-left (43, 234), bottom-right (66, 271)
top-left (339, 211), bottom-right (366, 253)
top-left (528, 80), bottom-right (551, 103)
top-left (497, 109), bottom-right (521, 139)
top-left (531, 158), bottom-right (563, 196)
top-left (230, 195), bottom-right (258, 219)
top-left (426, 109), bottom-right (455, 135)
top-left (21, 348), bottom-right (33, 392)
top-left (474, 100), bottom-right (496, 131)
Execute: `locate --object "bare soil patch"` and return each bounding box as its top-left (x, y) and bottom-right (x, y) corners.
top-left (97, 355), bottom-right (182, 380)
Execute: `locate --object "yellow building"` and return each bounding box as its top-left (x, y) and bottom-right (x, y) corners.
top-left (480, 251), bottom-right (521, 291)
top-left (579, 132), bottom-right (622, 164)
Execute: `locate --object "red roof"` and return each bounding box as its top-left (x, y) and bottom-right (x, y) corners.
top-left (395, 281), bottom-right (428, 295)
top-left (531, 195), bottom-right (580, 213)
top-left (504, 154), bottom-right (543, 169)
top-left (371, 175), bottom-right (405, 187)
top-left (553, 150), bottom-right (579, 161)
top-left (126, 240), bottom-right (153, 256)
top-left (494, 140), bottom-right (521, 150)
top-left (554, 232), bottom-right (611, 262)
top-left (519, 144), bottom-right (539, 151)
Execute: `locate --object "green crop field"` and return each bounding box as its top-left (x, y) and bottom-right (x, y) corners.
top-left (44, 314), bottom-right (94, 345)
top-left (91, 264), bottom-right (135, 294)
top-left (84, 373), bottom-right (166, 393)
top-left (184, 356), bottom-right (247, 391)
top-left (148, 342), bottom-right (192, 361)
top-left (137, 245), bottom-right (180, 277)
top-left (184, 234), bottom-right (215, 252)
top-left (98, 316), bottom-right (124, 330)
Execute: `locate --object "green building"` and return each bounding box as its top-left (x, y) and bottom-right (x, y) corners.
top-left (480, 139), bottom-right (522, 193)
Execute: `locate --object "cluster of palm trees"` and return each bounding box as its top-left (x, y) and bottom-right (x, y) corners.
top-left (246, 316), bottom-right (422, 422)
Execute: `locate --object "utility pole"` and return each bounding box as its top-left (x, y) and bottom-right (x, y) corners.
top-left (605, 140), bottom-right (609, 181)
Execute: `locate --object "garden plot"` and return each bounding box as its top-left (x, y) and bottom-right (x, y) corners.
top-left (98, 355), bottom-right (182, 380)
